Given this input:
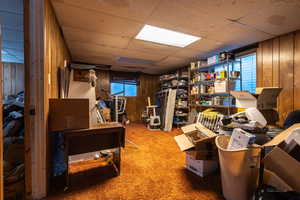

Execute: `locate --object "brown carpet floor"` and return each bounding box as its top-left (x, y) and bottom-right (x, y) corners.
top-left (47, 123), bottom-right (224, 200)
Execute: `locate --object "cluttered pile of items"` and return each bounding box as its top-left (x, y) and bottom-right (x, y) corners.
top-left (3, 91), bottom-right (25, 199)
top-left (174, 87), bottom-right (300, 200)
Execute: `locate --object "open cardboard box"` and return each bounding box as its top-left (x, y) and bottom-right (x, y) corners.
top-left (230, 87), bottom-right (282, 110)
top-left (174, 123), bottom-right (218, 160)
top-left (262, 124), bottom-right (300, 192)
top-left (176, 123), bottom-right (300, 193)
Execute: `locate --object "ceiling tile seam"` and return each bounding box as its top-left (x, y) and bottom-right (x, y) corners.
top-left (227, 18), bottom-right (276, 37)
top-left (53, 1), bottom-right (146, 24)
top-left (123, 37), bottom-right (135, 53)
top-left (68, 40), bottom-right (175, 58)
top-left (67, 39), bottom-right (125, 50)
top-left (155, 55), bottom-right (172, 64)
top-left (62, 25), bottom-right (132, 39)
top-left (67, 39), bottom-right (127, 50)
top-left (142, 0), bottom-right (163, 24)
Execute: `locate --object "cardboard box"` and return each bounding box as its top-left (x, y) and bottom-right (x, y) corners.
top-left (214, 80), bottom-right (235, 93)
top-left (185, 151), bottom-right (218, 177)
top-left (49, 98), bottom-right (90, 131)
top-left (263, 169), bottom-right (293, 192)
top-left (230, 87), bottom-right (282, 110)
top-left (214, 124), bottom-right (300, 200)
top-left (263, 123), bottom-right (300, 192)
top-left (174, 123), bottom-right (218, 160)
top-left (264, 147), bottom-right (300, 192)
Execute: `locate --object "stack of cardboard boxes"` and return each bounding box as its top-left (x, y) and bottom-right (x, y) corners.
top-left (174, 123), bottom-right (219, 177)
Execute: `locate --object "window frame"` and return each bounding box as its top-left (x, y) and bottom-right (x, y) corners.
top-left (110, 81), bottom-right (138, 97)
top-left (236, 52), bottom-right (257, 93)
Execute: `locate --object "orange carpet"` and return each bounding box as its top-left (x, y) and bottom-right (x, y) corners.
top-left (47, 123), bottom-right (224, 200)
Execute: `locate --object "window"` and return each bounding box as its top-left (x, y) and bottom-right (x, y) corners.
top-left (239, 53), bottom-right (256, 93)
top-left (110, 72), bottom-right (139, 97)
top-left (213, 53), bottom-right (256, 93)
top-left (111, 82), bottom-right (137, 97)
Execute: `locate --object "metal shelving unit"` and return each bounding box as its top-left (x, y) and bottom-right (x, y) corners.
top-left (158, 69), bottom-right (189, 127)
top-left (189, 56), bottom-right (242, 115)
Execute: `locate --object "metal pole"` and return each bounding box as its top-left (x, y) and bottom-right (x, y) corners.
top-left (115, 95), bottom-right (118, 122)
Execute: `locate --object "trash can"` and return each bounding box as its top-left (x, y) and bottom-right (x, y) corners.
top-left (215, 135), bottom-right (261, 200)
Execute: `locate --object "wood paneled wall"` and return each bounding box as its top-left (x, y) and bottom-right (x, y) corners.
top-left (95, 70), bottom-right (110, 100)
top-left (127, 75), bottom-right (159, 122)
top-left (2, 62), bottom-right (24, 97)
top-left (45, 0), bottom-right (70, 99)
top-left (95, 70), bottom-right (160, 122)
top-left (257, 30), bottom-right (300, 126)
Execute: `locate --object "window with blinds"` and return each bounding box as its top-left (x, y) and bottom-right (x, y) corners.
top-left (110, 72), bottom-right (138, 97)
top-left (214, 52), bottom-right (256, 93)
top-left (238, 53), bottom-right (256, 93)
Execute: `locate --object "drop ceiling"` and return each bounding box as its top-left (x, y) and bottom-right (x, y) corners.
top-left (0, 0), bottom-right (24, 63)
top-left (51, 0), bottom-right (300, 74)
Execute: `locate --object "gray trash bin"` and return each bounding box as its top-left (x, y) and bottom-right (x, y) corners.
top-left (215, 135), bottom-right (261, 200)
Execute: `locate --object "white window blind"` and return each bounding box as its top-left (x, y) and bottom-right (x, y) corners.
top-left (239, 53), bottom-right (256, 93)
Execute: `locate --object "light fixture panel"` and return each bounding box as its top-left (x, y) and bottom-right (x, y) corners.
top-left (135, 25), bottom-right (201, 48)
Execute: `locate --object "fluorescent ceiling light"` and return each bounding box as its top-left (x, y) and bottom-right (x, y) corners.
top-left (135, 25), bottom-right (201, 48)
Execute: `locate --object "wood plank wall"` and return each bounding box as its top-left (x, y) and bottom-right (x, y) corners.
top-left (128, 75), bottom-right (159, 122)
top-left (2, 62), bottom-right (24, 97)
top-left (45, 0), bottom-right (70, 99)
top-left (257, 30), bottom-right (300, 126)
top-left (95, 70), bottom-right (160, 122)
top-left (44, 0), bottom-right (71, 194)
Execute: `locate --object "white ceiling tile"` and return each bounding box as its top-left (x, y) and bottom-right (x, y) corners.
top-left (51, 0), bottom-right (161, 22)
top-left (119, 49), bottom-right (167, 62)
top-left (146, 0), bottom-right (229, 37)
top-left (72, 54), bottom-right (115, 65)
top-left (175, 0), bottom-right (270, 20)
top-left (62, 26), bottom-right (131, 49)
top-left (239, 1), bottom-right (300, 35)
top-left (67, 40), bottom-right (124, 57)
top-left (207, 23), bottom-right (272, 47)
top-left (51, 0), bottom-right (300, 72)
top-left (185, 38), bottom-right (225, 52)
top-left (146, 0), bottom-right (192, 31)
top-left (173, 48), bottom-right (205, 59)
top-left (156, 56), bottom-right (189, 67)
top-left (127, 39), bottom-right (180, 56)
top-left (52, 1), bottom-right (144, 37)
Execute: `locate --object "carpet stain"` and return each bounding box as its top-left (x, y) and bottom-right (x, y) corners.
top-left (47, 123), bottom-right (224, 200)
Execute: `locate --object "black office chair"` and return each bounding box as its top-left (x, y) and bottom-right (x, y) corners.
top-left (284, 110), bottom-right (300, 129)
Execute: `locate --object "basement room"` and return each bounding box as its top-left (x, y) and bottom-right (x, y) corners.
top-left (1, 0), bottom-right (300, 200)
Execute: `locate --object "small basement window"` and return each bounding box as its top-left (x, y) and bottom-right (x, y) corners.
top-left (111, 81), bottom-right (137, 97)
top-left (110, 72), bottom-right (138, 97)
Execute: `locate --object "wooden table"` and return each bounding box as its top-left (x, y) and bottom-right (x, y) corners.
top-left (62, 123), bottom-right (125, 188)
